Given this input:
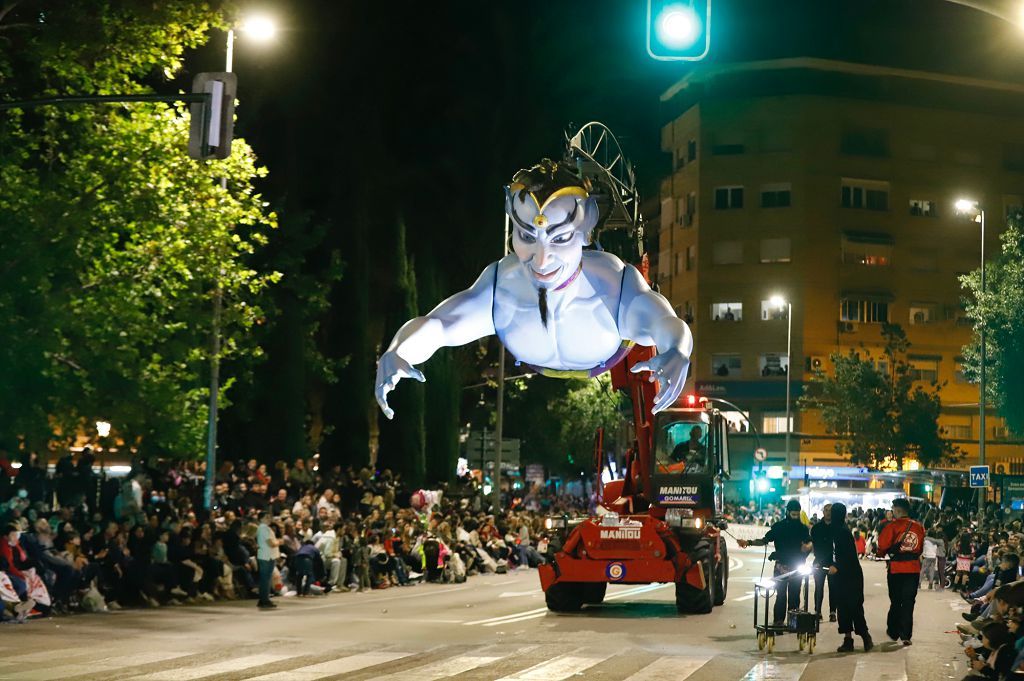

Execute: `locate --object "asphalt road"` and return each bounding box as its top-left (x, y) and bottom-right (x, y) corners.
top-left (0, 538), bottom-right (974, 681)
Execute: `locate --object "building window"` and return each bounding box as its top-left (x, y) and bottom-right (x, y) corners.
top-left (840, 126), bottom-right (889, 157)
top-left (761, 412), bottom-right (793, 434)
top-left (993, 425), bottom-right (1010, 440)
top-left (909, 303), bottom-right (939, 325)
top-left (761, 300), bottom-right (788, 320)
top-left (714, 186), bottom-right (744, 210)
top-left (712, 353), bottom-right (742, 377)
top-left (909, 199), bottom-right (938, 217)
top-left (1003, 143), bottom-right (1024, 173)
top-left (686, 245), bottom-right (696, 271)
top-left (710, 302), bottom-right (742, 322)
top-left (908, 358), bottom-right (939, 382)
top-left (760, 183), bottom-right (792, 208)
top-left (841, 179), bottom-right (889, 211)
top-left (674, 252), bottom-right (683, 275)
top-left (713, 241), bottom-right (743, 265)
top-left (687, 138), bottom-right (697, 162)
top-left (841, 232), bottom-right (892, 266)
top-left (759, 238), bottom-right (791, 263)
top-left (677, 191), bottom-right (696, 226)
top-left (759, 353), bottom-right (789, 377)
top-left (946, 424), bottom-right (971, 439)
top-left (840, 299), bottom-right (889, 324)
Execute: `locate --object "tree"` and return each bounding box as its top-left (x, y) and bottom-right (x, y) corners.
top-left (551, 374), bottom-right (625, 476)
top-left (960, 213), bottom-right (1024, 436)
top-left (0, 2), bottom-right (278, 455)
top-left (375, 218), bottom-right (425, 484)
top-left (799, 323), bottom-right (959, 470)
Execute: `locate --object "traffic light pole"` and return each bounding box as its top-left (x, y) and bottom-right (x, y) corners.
top-left (0, 93), bottom-right (209, 112)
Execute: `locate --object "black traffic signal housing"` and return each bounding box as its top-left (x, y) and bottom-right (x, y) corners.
top-left (188, 72), bottom-right (237, 160)
top-left (646, 0), bottom-right (711, 62)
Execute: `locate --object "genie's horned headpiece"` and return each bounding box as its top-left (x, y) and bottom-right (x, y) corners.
top-left (504, 159), bottom-right (599, 242)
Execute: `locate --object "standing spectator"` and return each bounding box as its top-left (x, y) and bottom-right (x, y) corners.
top-left (810, 503), bottom-right (836, 622)
top-left (829, 503), bottom-right (872, 652)
top-left (256, 512), bottom-right (279, 609)
top-left (875, 497), bottom-right (925, 646)
top-left (921, 529), bottom-right (941, 590)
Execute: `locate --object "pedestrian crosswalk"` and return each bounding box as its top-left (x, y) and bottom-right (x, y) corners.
top-left (0, 640), bottom-right (918, 681)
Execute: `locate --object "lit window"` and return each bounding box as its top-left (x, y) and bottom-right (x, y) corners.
top-left (841, 232), bottom-right (892, 266)
top-left (759, 353), bottom-right (789, 377)
top-left (761, 412), bottom-right (793, 434)
top-left (840, 299), bottom-right (889, 324)
top-left (761, 300), bottom-right (788, 320)
top-left (712, 353), bottom-right (742, 378)
top-left (710, 302), bottom-right (742, 322)
top-left (945, 424), bottom-right (971, 439)
top-left (909, 199), bottom-right (938, 217)
top-left (686, 245), bottom-right (696, 271)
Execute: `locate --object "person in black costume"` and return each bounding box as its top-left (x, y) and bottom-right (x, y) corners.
top-left (829, 502), bottom-right (873, 652)
top-left (739, 499), bottom-right (812, 626)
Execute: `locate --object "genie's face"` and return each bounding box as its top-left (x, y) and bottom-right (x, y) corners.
top-left (509, 191), bottom-right (589, 289)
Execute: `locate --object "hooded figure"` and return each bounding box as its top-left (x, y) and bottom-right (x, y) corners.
top-left (738, 498), bottom-right (812, 626)
top-left (830, 503), bottom-right (873, 652)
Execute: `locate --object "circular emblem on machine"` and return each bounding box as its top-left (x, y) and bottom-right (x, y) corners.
top-left (606, 561), bottom-right (626, 582)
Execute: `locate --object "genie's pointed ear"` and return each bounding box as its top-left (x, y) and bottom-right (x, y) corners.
top-left (578, 196), bottom-right (599, 244)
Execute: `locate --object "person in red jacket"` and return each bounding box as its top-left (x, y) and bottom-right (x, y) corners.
top-left (875, 497), bottom-right (926, 645)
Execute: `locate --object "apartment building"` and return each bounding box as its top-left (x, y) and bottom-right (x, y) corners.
top-left (656, 57), bottom-right (1024, 472)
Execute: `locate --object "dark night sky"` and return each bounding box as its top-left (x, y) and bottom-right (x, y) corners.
top-left (185, 0), bottom-right (1024, 461)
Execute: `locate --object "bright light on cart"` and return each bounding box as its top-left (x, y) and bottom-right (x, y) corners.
top-left (797, 563), bottom-right (812, 576)
top-left (756, 578), bottom-right (775, 590)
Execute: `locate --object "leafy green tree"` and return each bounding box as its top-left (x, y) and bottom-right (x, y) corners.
top-left (551, 374), bottom-right (625, 476)
top-left (799, 324), bottom-right (959, 470)
top-left (0, 1), bottom-right (277, 456)
top-left (376, 218), bottom-right (425, 484)
top-left (960, 214), bottom-right (1024, 436)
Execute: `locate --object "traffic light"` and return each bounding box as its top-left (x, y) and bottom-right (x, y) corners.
top-left (188, 72), bottom-right (237, 160)
top-left (647, 0), bottom-right (711, 61)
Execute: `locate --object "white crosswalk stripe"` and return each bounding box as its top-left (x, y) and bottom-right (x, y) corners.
top-left (245, 651), bottom-right (412, 681)
top-left (127, 652), bottom-right (296, 680)
top-left (0, 641), bottom-right (918, 681)
top-left (740, 659), bottom-right (810, 681)
top-left (853, 654), bottom-right (908, 681)
top-left (1, 651), bottom-right (192, 681)
top-left (495, 648), bottom-right (617, 680)
top-left (622, 654), bottom-right (712, 680)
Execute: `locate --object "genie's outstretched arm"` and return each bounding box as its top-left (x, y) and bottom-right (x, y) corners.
top-left (375, 262), bottom-right (498, 419)
top-left (617, 264), bottom-right (694, 413)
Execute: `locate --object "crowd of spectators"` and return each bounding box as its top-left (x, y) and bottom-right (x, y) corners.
top-left (0, 448), bottom-right (589, 623)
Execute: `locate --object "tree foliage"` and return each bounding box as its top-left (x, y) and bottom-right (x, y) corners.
top-left (0, 1), bottom-right (278, 456)
top-left (960, 213), bottom-right (1024, 435)
top-left (551, 374), bottom-right (625, 474)
top-left (799, 323), bottom-right (959, 470)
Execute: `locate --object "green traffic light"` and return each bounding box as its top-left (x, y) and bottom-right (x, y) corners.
top-left (647, 0), bottom-right (711, 62)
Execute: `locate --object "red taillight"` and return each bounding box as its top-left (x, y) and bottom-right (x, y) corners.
top-left (685, 394), bottom-right (697, 407)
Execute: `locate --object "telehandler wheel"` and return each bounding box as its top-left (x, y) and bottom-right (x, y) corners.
top-left (675, 556), bottom-right (714, 614)
top-left (713, 538), bottom-right (728, 606)
top-left (581, 582), bottom-right (607, 605)
top-left (545, 582), bottom-right (584, 612)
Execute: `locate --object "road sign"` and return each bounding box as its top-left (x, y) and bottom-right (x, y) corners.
top-left (754, 448), bottom-right (768, 462)
top-left (970, 465), bottom-right (990, 488)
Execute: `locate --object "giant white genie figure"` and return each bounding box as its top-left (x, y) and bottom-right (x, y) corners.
top-left (375, 158), bottom-right (693, 419)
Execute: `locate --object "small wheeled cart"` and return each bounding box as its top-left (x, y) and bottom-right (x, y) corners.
top-left (753, 566), bottom-right (821, 654)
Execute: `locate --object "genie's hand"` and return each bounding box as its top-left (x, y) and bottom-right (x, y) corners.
top-left (630, 348), bottom-right (689, 414)
top-left (375, 351), bottom-right (426, 420)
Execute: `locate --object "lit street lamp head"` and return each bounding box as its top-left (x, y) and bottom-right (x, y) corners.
top-left (239, 14), bottom-right (278, 42)
top-left (769, 294), bottom-right (787, 310)
top-left (955, 198), bottom-right (980, 216)
top-left (96, 421), bottom-right (111, 438)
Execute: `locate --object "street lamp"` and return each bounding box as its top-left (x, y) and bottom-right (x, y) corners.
top-left (769, 295), bottom-right (793, 471)
top-left (205, 13), bottom-right (279, 512)
top-left (955, 197), bottom-right (986, 515)
top-left (95, 421), bottom-right (111, 439)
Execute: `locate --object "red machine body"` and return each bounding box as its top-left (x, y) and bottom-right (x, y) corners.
top-left (537, 282), bottom-right (732, 612)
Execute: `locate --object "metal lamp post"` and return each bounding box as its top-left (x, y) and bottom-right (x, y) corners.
top-left (955, 198), bottom-right (986, 515)
top-left (770, 295), bottom-right (793, 470)
top-left (204, 14), bottom-right (278, 512)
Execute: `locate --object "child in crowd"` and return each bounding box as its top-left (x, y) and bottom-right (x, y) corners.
top-left (956, 530), bottom-right (975, 592)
